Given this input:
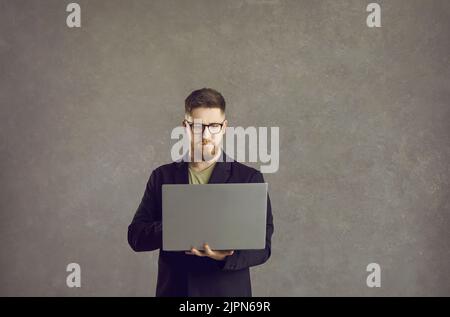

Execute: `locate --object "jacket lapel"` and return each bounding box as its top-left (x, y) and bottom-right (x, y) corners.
top-left (208, 151), bottom-right (233, 184)
top-left (174, 152), bottom-right (190, 184)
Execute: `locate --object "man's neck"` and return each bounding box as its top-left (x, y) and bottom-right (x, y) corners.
top-left (189, 149), bottom-right (222, 172)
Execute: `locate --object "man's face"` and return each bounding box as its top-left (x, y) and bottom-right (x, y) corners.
top-left (184, 107), bottom-right (227, 161)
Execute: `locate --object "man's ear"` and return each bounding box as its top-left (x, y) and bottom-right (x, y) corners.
top-left (220, 119), bottom-right (228, 137)
top-left (223, 119), bottom-right (228, 131)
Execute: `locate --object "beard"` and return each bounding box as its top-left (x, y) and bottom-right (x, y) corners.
top-left (201, 142), bottom-right (216, 161)
top-left (190, 133), bottom-right (223, 162)
top-left (189, 140), bottom-right (218, 162)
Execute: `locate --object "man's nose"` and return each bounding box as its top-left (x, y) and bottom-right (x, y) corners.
top-left (202, 127), bottom-right (212, 138)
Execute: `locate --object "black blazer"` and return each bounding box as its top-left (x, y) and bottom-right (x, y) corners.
top-left (127, 152), bottom-right (274, 297)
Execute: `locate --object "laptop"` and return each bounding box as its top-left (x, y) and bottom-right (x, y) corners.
top-left (162, 183), bottom-right (268, 251)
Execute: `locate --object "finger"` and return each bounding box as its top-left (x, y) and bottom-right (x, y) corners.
top-left (219, 250), bottom-right (233, 256)
top-left (203, 243), bottom-right (214, 256)
top-left (190, 248), bottom-right (205, 257)
top-left (185, 246), bottom-right (196, 255)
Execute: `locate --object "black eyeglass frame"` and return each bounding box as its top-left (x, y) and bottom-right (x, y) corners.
top-left (183, 119), bottom-right (226, 134)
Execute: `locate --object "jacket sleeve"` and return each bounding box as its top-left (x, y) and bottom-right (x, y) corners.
top-left (127, 169), bottom-right (162, 252)
top-left (220, 170), bottom-right (274, 271)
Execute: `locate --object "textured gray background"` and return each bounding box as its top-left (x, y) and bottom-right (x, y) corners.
top-left (1, 0), bottom-right (449, 296)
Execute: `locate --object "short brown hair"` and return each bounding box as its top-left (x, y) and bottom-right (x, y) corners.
top-left (185, 88), bottom-right (226, 114)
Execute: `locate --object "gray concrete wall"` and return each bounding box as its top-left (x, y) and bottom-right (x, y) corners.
top-left (0, 0), bottom-right (449, 296)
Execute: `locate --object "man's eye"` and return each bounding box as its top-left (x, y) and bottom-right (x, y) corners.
top-left (210, 124), bottom-right (220, 128)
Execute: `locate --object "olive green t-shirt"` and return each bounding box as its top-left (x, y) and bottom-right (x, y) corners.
top-left (188, 162), bottom-right (217, 185)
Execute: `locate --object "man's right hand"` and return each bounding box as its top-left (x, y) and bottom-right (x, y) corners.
top-left (185, 243), bottom-right (234, 261)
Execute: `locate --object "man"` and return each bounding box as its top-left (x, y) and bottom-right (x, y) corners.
top-left (127, 88), bottom-right (274, 297)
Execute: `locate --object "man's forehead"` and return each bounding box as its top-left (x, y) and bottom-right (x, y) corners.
top-left (185, 112), bottom-right (225, 123)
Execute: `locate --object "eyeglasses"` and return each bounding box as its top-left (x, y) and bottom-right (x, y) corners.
top-left (184, 119), bottom-right (225, 135)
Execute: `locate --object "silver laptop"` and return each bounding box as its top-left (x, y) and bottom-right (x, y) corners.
top-left (162, 183), bottom-right (268, 251)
